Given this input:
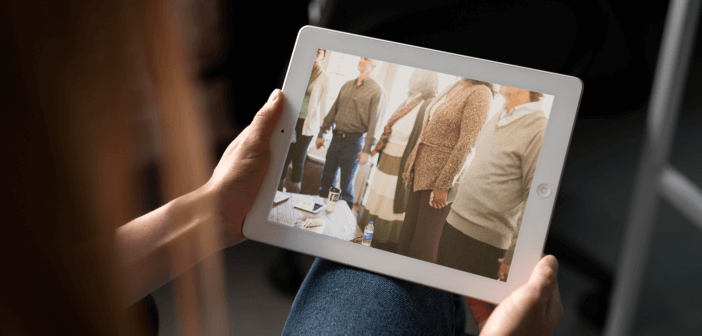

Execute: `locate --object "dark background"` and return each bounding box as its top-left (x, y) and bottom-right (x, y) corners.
top-left (145, 0), bottom-right (702, 334)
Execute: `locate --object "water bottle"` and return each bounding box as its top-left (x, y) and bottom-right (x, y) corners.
top-left (362, 221), bottom-right (374, 246)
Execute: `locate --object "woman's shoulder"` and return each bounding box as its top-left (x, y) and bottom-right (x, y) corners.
top-left (462, 85), bottom-right (492, 110)
top-left (461, 82), bottom-right (492, 97)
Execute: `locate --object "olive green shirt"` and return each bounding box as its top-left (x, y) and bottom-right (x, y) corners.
top-left (318, 77), bottom-right (387, 153)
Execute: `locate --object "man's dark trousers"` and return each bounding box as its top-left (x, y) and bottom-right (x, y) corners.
top-left (318, 135), bottom-right (363, 209)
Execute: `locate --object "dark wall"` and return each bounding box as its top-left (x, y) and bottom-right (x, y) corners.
top-left (219, 0), bottom-right (669, 126)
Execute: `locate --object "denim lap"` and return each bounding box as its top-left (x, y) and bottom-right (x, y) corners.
top-left (282, 258), bottom-right (465, 336)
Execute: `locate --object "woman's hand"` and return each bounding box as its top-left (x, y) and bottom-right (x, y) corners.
top-left (429, 188), bottom-right (448, 209)
top-left (357, 152), bottom-right (370, 166)
top-left (115, 90), bottom-right (283, 304)
top-left (480, 255), bottom-right (563, 335)
top-left (402, 171), bottom-right (412, 187)
top-left (497, 258), bottom-right (511, 282)
top-left (203, 89), bottom-right (283, 248)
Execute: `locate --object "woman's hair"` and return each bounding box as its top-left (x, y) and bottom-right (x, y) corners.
top-left (2, 0), bottom-right (223, 334)
top-left (530, 91), bottom-right (545, 102)
top-left (411, 69), bottom-right (440, 99)
top-left (462, 78), bottom-right (497, 97)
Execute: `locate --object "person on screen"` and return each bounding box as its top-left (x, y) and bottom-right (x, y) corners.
top-left (358, 69), bottom-right (439, 252)
top-left (278, 49), bottom-right (332, 193)
top-left (397, 78), bottom-right (495, 263)
top-left (316, 57), bottom-right (387, 208)
top-left (437, 85), bottom-right (547, 281)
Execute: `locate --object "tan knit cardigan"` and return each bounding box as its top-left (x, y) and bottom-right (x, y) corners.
top-left (403, 81), bottom-right (491, 191)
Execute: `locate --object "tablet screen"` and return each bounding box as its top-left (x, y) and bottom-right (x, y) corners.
top-left (269, 48), bottom-right (554, 282)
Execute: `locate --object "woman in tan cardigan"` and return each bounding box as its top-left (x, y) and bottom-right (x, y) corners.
top-left (397, 78), bottom-right (494, 263)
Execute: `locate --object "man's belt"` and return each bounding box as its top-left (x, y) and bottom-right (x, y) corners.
top-left (332, 130), bottom-right (364, 138)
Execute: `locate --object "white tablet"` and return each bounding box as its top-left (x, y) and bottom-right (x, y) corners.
top-left (293, 200), bottom-right (326, 214)
top-left (243, 26), bottom-right (582, 303)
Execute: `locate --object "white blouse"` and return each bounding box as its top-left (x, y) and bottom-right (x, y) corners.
top-left (388, 94), bottom-right (423, 147)
top-left (426, 91), bottom-right (447, 125)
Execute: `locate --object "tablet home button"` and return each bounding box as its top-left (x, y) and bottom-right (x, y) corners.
top-left (537, 184), bottom-right (552, 198)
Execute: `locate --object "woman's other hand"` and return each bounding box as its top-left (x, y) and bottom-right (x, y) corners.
top-left (316, 137), bottom-right (325, 149)
top-left (203, 89), bottom-right (283, 248)
top-left (497, 258), bottom-right (511, 282)
top-left (402, 171), bottom-right (412, 187)
top-left (429, 188), bottom-right (448, 209)
top-left (357, 152), bottom-right (370, 165)
top-left (480, 255), bottom-right (563, 335)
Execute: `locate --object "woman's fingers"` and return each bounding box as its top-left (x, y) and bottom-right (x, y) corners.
top-left (252, 89), bottom-right (283, 138)
top-left (529, 255), bottom-right (559, 295)
top-left (529, 255), bottom-right (563, 327)
top-left (234, 89), bottom-right (284, 158)
top-left (480, 255), bottom-right (563, 335)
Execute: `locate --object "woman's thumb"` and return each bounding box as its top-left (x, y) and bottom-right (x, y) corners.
top-left (251, 89), bottom-right (284, 137)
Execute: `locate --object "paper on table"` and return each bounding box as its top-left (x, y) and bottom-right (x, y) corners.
top-left (274, 191), bottom-right (290, 204)
top-left (294, 218), bottom-right (326, 233)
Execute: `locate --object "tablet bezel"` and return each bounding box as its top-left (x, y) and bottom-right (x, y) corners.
top-left (243, 26), bottom-right (582, 303)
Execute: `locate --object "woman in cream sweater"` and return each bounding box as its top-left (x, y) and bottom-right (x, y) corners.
top-left (278, 49), bottom-right (332, 193)
top-left (397, 78), bottom-right (495, 263)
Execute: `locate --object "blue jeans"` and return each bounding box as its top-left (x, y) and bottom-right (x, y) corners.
top-left (282, 258), bottom-right (471, 336)
top-left (318, 136), bottom-right (363, 208)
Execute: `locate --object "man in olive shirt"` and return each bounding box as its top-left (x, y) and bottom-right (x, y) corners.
top-left (316, 57), bottom-right (387, 208)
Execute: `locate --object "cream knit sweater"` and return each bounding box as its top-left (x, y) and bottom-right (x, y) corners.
top-left (445, 104), bottom-right (547, 264)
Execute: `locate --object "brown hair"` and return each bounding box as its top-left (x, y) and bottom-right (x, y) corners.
top-left (2, 0), bottom-right (224, 334)
top-left (411, 69), bottom-right (440, 99)
top-left (530, 91), bottom-right (545, 102)
top-left (462, 78), bottom-right (497, 97)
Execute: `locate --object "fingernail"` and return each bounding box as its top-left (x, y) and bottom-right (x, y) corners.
top-left (268, 89), bottom-right (279, 103)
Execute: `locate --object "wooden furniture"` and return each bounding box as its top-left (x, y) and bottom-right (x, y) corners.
top-left (282, 152), bottom-right (325, 196)
top-left (269, 192), bottom-right (361, 242)
top-left (299, 153), bottom-right (325, 195)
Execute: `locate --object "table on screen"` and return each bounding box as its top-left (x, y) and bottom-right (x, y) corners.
top-left (269, 193), bottom-right (362, 242)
